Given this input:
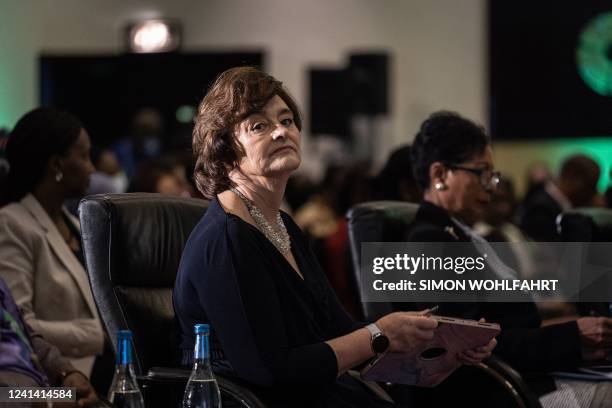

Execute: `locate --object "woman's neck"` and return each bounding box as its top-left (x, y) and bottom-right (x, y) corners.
top-left (32, 182), bottom-right (65, 221)
top-left (229, 173), bottom-right (288, 223)
top-left (423, 189), bottom-right (444, 210)
top-left (423, 189), bottom-right (476, 225)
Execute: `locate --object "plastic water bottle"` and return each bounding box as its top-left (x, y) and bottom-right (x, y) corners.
top-left (183, 324), bottom-right (222, 408)
top-left (108, 330), bottom-right (145, 408)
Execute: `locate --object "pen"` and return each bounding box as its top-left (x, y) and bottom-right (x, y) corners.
top-left (422, 305), bottom-right (439, 316)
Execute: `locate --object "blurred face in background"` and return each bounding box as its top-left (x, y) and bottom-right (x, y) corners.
top-left (156, 173), bottom-right (185, 196)
top-left (233, 95), bottom-right (301, 181)
top-left (96, 149), bottom-right (121, 175)
top-left (482, 179), bottom-right (515, 226)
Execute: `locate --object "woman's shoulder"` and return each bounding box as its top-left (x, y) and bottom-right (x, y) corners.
top-left (406, 202), bottom-right (457, 242)
top-left (0, 201), bottom-right (37, 234)
top-left (0, 200), bottom-right (26, 218)
top-left (407, 219), bottom-right (454, 242)
top-left (183, 199), bottom-right (260, 258)
top-left (0, 203), bottom-right (44, 254)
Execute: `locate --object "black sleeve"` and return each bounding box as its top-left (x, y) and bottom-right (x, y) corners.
top-left (400, 222), bottom-right (479, 316)
top-left (495, 321), bottom-right (581, 371)
top-left (187, 218), bottom-right (339, 390)
top-left (295, 219), bottom-right (364, 335)
top-left (405, 223), bottom-right (456, 243)
top-left (520, 204), bottom-right (560, 241)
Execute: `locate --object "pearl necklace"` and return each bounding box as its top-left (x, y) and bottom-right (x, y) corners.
top-left (230, 188), bottom-right (291, 255)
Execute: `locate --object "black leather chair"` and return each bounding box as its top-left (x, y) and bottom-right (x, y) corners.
top-left (557, 207), bottom-right (612, 242)
top-left (347, 201), bottom-right (542, 408)
top-left (347, 201), bottom-right (419, 322)
top-left (557, 207), bottom-right (612, 316)
top-left (79, 193), bottom-right (266, 408)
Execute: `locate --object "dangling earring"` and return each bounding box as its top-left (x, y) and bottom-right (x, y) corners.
top-left (434, 181), bottom-right (447, 191)
top-left (55, 171), bottom-right (63, 182)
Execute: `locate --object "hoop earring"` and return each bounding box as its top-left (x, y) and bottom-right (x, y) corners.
top-left (434, 181), bottom-right (447, 191)
top-left (55, 171), bottom-right (63, 182)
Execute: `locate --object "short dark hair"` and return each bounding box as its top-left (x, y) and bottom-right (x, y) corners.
top-left (373, 145), bottom-right (421, 201)
top-left (411, 111), bottom-right (489, 189)
top-left (192, 66), bottom-right (302, 199)
top-left (1, 107), bottom-right (83, 205)
top-left (559, 154), bottom-right (600, 189)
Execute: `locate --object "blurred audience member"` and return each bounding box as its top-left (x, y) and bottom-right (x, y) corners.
top-left (0, 276), bottom-right (99, 406)
top-left (526, 162), bottom-right (552, 192)
top-left (64, 146), bottom-right (128, 216)
top-left (90, 146), bottom-right (128, 194)
top-left (128, 156), bottom-right (192, 196)
top-left (473, 178), bottom-right (536, 278)
top-left (372, 145), bottom-right (421, 202)
top-left (112, 107), bottom-right (165, 177)
top-left (0, 107), bottom-right (104, 377)
top-left (164, 152), bottom-right (196, 197)
top-left (520, 154), bottom-right (600, 241)
top-left (294, 163), bottom-right (372, 319)
top-left (285, 173), bottom-right (316, 214)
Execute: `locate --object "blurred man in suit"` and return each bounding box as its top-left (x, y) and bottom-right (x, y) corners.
top-left (520, 154), bottom-right (600, 241)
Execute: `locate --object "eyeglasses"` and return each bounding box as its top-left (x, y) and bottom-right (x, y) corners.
top-left (446, 164), bottom-right (501, 190)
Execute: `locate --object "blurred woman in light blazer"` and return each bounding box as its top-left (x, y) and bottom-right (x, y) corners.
top-left (0, 107), bottom-right (104, 376)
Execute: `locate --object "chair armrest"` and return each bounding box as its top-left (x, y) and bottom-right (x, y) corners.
top-left (140, 367), bottom-right (268, 408)
top-left (215, 374), bottom-right (268, 408)
top-left (478, 355), bottom-right (542, 408)
top-left (146, 366), bottom-right (190, 380)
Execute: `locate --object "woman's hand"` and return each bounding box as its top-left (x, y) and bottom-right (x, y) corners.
top-left (376, 311), bottom-right (438, 353)
top-left (457, 338), bottom-right (497, 365)
top-left (62, 372), bottom-right (99, 407)
top-left (457, 317), bottom-right (497, 365)
top-left (577, 316), bottom-right (612, 361)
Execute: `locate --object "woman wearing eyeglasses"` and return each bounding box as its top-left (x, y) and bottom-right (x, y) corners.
top-left (404, 111), bottom-right (612, 407)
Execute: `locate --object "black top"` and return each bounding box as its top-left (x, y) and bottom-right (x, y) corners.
top-left (63, 213), bottom-right (86, 269)
top-left (173, 198), bottom-right (395, 407)
top-left (403, 201), bottom-right (582, 374)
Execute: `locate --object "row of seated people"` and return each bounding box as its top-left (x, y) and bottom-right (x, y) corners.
top-left (291, 138), bottom-right (606, 321)
top-left (1, 66), bottom-right (611, 408)
top-left (172, 68), bottom-right (611, 407)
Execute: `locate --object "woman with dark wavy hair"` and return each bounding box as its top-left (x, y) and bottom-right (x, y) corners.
top-left (173, 67), bottom-right (495, 407)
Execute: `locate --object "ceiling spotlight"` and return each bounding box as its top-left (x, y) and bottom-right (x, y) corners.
top-left (126, 19), bottom-right (181, 53)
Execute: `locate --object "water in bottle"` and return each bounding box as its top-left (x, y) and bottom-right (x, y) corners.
top-left (108, 330), bottom-right (145, 408)
top-left (183, 324), bottom-right (221, 408)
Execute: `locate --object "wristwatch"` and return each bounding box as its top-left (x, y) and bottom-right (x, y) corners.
top-left (366, 323), bottom-right (389, 355)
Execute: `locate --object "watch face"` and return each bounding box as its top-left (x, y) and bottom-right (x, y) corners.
top-left (372, 334), bottom-right (390, 354)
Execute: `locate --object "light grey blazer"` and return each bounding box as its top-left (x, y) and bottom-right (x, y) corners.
top-left (0, 194), bottom-right (104, 375)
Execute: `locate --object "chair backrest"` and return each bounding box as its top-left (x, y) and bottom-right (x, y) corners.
top-left (347, 200), bottom-right (542, 408)
top-left (79, 193), bottom-right (208, 374)
top-left (346, 200), bottom-right (420, 321)
top-left (558, 207), bottom-right (612, 242)
top-left (557, 207), bottom-right (612, 316)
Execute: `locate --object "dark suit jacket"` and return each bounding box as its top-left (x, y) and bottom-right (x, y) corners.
top-left (401, 201), bottom-right (581, 375)
top-left (519, 187), bottom-right (563, 242)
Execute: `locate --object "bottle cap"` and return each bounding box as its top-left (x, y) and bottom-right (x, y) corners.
top-left (117, 329), bottom-right (133, 340)
top-left (194, 324), bottom-right (210, 334)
